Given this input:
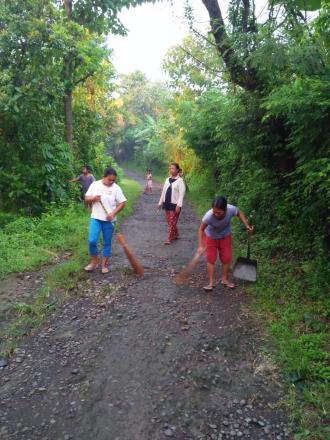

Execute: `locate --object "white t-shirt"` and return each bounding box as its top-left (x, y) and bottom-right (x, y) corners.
top-left (85, 180), bottom-right (127, 221)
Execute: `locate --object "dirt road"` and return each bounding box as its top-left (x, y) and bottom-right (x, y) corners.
top-left (0, 170), bottom-right (291, 440)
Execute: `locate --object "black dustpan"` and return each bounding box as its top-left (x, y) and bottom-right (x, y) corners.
top-left (233, 225), bottom-right (257, 282)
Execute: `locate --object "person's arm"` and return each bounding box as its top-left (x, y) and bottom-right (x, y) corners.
top-left (157, 179), bottom-right (167, 211)
top-left (68, 177), bottom-right (79, 183)
top-left (107, 202), bottom-right (125, 221)
top-left (198, 223), bottom-right (207, 252)
top-left (85, 194), bottom-right (101, 203)
top-left (237, 210), bottom-right (253, 233)
top-left (84, 182), bottom-right (100, 203)
top-left (107, 187), bottom-right (127, 221)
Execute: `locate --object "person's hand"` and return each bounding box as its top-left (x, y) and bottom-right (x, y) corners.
top-left (156, 204), bottom-right (161, 213)
top-left (175, 205), bottom-right (181, 214)
top-left (246, 225), bottom-right (254, 233)
top-left (107, 212), bottom-right (115, 221)
top-left (93, 195), bottom-right (101, 202)
top-left (197, 245), bottom-right (206, 255)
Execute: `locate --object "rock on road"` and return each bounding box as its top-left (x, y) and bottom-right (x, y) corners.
top-left (0, 170), bottom-right (292, 440)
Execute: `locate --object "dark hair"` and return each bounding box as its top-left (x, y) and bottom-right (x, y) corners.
top-left (212, 196), bottom-right (227, 211)
top-left (83, 164), bottom-right (91, 172)
top-left (104, 166), bottom-right (117, 177)
top-left (170, 162), bottom-right (180, 171)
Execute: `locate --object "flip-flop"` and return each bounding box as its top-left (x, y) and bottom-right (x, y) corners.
top-left (164, 240), bottom-right (172, 245)
top-left (221, 281), bottom-right (236, 289)
top-left (101, 267), bottom-right (109, 274)
top-left (84, 264), bottom-right (98, 272)
top-left (203, 285), bottom-right (215, 291)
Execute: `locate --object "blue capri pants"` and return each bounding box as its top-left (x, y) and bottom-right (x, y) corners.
top-left (88, 218), bottom-right (114, 257)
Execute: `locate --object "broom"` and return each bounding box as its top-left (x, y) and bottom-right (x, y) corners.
top-left (99, 199), bottom-right (144, 276)
top-left (116, 233), bottom-right (144, 276)
top-left (174, 246), bottom-right (206, 284)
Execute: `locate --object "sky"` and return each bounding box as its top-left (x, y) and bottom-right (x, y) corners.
top-left (108, 0), bottom-right (268, 81)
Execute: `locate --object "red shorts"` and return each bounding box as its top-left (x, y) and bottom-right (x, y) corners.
top-left (204, 234), bottom-right (232, 265)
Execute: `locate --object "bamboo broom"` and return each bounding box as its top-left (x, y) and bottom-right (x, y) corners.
top-left (116, 233), bottom-right (144, 276)
top-left (99, 199), bottom-right (144, 276)
top-left (174, 246), bottom-right (206, 284)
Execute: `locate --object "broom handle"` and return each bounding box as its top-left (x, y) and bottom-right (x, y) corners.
top-left (99, 199), bottom-right (109, 215)
top-left (99, 199), bottom-right (116, 224)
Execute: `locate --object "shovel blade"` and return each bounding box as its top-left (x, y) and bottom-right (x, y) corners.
top-left (233, 257), bottom-right (257, 282)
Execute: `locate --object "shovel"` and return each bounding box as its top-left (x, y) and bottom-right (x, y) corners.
top-left (233, 218), bottom-right (257, 282)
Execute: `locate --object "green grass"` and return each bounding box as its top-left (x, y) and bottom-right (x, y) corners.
top-left (0, 175), bottom-right (141, 358)
top-left (243, 254), bottom-right (330, 440)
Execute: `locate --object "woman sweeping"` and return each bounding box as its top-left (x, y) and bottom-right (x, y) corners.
top-left (157, 162), bottom-right (186, 245)
top-left (197, 196), bottom-right (253, 291)
top-left (84, 167), bottom-right (127, 274)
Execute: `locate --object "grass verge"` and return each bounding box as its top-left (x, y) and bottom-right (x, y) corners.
top-left (0, 175), bottom-right (141, 358)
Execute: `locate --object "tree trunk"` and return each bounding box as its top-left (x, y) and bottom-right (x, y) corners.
top-left (64, 86), bottom-right (73, 145)
top-left (63, 0), bottom-right (72, 18)
top-left (201, 0), bottom-right (259, 91)
top-left (63, 0), bottom-right (73, 146)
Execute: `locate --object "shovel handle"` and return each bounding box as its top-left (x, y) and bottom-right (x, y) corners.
top-left (247, 215), bottom-right (253, 259)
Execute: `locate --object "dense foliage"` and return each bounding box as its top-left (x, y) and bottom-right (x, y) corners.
top-left (0, 0), bottom-right (153, 213)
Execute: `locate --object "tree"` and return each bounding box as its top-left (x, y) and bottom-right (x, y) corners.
top-left (0, 0), bottom-right (118, 212)
top-left (57, 0), bottom-right (156, 146)
top-left (201, 0), bottom-right (259, 91)
top-left (163, 34), bottom-right (222, 93)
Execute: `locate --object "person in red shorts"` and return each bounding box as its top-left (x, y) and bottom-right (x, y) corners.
top-left (197, 196), bottom-right (253, 291)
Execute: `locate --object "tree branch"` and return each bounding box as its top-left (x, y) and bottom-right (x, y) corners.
top-left (178, 45), bottom-right (224, 75)
top-left (242, 0), bottom-right (250, 33)
top-left (201, 0), bottom-right (259, 91)
top-left (74, 71), bottom-right (96, 86)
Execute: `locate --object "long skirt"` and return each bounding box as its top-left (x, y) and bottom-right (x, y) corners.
top-left (165, 210), bottom-right (180, 241)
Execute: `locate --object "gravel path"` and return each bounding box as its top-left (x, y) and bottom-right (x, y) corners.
top-left (0, 170), bottom-right (292, 440)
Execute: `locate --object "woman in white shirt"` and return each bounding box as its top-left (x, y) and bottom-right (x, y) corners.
top-left (157, 163), bottom-right (186, 245)
top-left (84, 167), bottom-right (127, 274)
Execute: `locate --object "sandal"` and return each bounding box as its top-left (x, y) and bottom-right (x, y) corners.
top-left (84, 264), bottom-right (98, 272)
top-left (203, 284), bottom-right (215, 291)
top-left (101, 267), bottom-right (109, 274)
top-left (164, 240), bottom-right (172, 245)
top-left (221, 281), bottom-right (236, 289)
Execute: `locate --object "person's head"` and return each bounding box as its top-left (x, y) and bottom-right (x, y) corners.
top-left (169, 162), bottom-right (180, 177)
top-left (82, 164), bottom-right (90, 175)
top-left (212, 196), bottom-right (227, 219)
top-left (103, 166), bottom-right (117, 186)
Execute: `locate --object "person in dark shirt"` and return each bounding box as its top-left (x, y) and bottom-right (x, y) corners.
top-left (69, 164), bottom-right (95, 206)
top-left (157, 162), bottom-right (186, 244)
